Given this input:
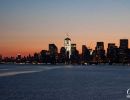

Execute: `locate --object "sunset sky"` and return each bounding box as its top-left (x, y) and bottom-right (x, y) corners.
top-left (0, 0), bottom-right (130, 56)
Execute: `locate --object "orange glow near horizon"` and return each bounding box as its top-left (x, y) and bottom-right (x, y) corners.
top-left (0, 37), bottom-right (128, 57)
top-left (1, 1), bottom-right (130, 57)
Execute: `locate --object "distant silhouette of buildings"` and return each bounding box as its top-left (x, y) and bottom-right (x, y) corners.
top-left (34, 52), bottom-right (39, 64)
top-left (82, 45), bottom-right (90, 64)
top-left (107, 43), bottom-right (118, 64)
top-left (94, 42), bottom-right (106, 63)
top-left (70, 44), bottom-right (80, 64)
top-left (120, 39), bottom-right (128, 49)
top-left (0, 54), bottom-right (2, 63)
top-left (118, 39), bottom-right (129, 63)
top-left (1, 38), bottom-right (130, 65)
top-left (16, 54), bottom-right (22, 63)
top-left (40, 50), bottom-right (48, 64)
top-left (59, 47), bottom-right (66, 64)
top-left (49, 44), bottom-right (58, 64)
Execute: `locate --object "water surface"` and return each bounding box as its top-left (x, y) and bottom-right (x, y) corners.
top-left (0, 64), bottom-right (130, 100)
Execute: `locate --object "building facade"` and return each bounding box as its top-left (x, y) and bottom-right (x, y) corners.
top-left (64, 37), bottom-right (71, 58)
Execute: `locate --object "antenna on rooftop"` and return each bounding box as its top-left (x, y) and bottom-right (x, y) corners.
top-left (66, 33), bottom-right (70, 37)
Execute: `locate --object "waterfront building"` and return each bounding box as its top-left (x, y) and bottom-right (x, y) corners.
top-left (95, 42), bottom-right (106, 63)
top-left (34, 53), bottom-right (39, 63)
top-left (59, 47), bottom-right (66, 63)
top-left (0, 54), bottom-right (2, 62)
top-left (49, 44), bottom-right (58, 64)
top-left (64, 37), bottom-right (71, 58)
top-left (40, 50), bottom-right (48, 63)
top-left (82, 45), bottom-right (90, 63)
top-left (71, 44), bottom-right (76, 53)
top-left (119, 39), bottom-right (129, 63)
top-left (16, 54), bottom-right (22, 63)
top-left (120, 39), bottom-right (128, 49)
top-left (107, 43), bottom-right (118, 63)
top-left (70, 44), bottom-right (80, 64)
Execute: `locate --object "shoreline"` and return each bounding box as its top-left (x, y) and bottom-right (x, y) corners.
top-left (1, 62), bottom-right (130, 66)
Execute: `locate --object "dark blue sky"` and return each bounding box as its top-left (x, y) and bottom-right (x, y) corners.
top-left (0, 0), bottom-right (130, 56)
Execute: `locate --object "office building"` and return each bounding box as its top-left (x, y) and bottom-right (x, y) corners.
top-left (119, 39), bottom-right (129, 63)
top-left (82, 45), bottom-right (90, 63)
top-left (49, 44), bottom-right (58, 64)
top-left (64, 37), bottom-right (71, 58)
top-left (95, 42), bottom-right (106, 63)
top-left (120, 39), bottom-right (128, 49)
top-left (107, 43), bottom-right (118, 63)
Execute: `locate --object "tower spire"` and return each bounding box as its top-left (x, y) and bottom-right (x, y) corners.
top-left (66, 33), bottom-right (70, 38)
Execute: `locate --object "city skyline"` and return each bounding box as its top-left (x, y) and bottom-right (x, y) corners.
top-left (0, 38), bottom-right (130, 65)
top-left (0, 37), bottom-right (129, 57)
top-left (1, 0), bottom-right (130, 56)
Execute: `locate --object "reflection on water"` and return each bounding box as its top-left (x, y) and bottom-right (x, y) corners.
top-left (0, 64), bottom-right (130, 100)
top-left (0, 65), bottom-right (62, 77)
top-left (0, 71), bottom-right (40, 77)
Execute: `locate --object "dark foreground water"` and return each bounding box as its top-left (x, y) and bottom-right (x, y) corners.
top-left (0, 64), bottom-right (130, 100)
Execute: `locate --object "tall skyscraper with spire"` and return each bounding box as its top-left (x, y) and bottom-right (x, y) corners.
top-left (64, 34), bottom-right (71, 58)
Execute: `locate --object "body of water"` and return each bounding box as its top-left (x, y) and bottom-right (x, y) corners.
top-left (0, 64), bottom-right (130, 100)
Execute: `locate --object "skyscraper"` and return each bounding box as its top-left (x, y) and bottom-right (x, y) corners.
top-left (96, 42), bottom-right (104, 50)
top-left (49, 44), bottom-right (58, 64)
top-left (40, 50), bottom-right (48, 63)
top-left (70, 44), bottom-right (80, 64)
top-left (95, 42), bottom-right (106, 63)
top-left (107, 43), bottom-right (118, 63)
top-left (49, 44), bottom-right (58, 54)
top-left (71, 44), bottom-right (76, 53)
top-left (64, 37), bottom-right (71, 58)
top-left (59, 47), bottom-right (66, 63)
top-left (120, 39), bottom-right (128, 49)
top-left (119, 39), bottom-right (129, 63)
top-left (82, 45), bottom-right (90, 63)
